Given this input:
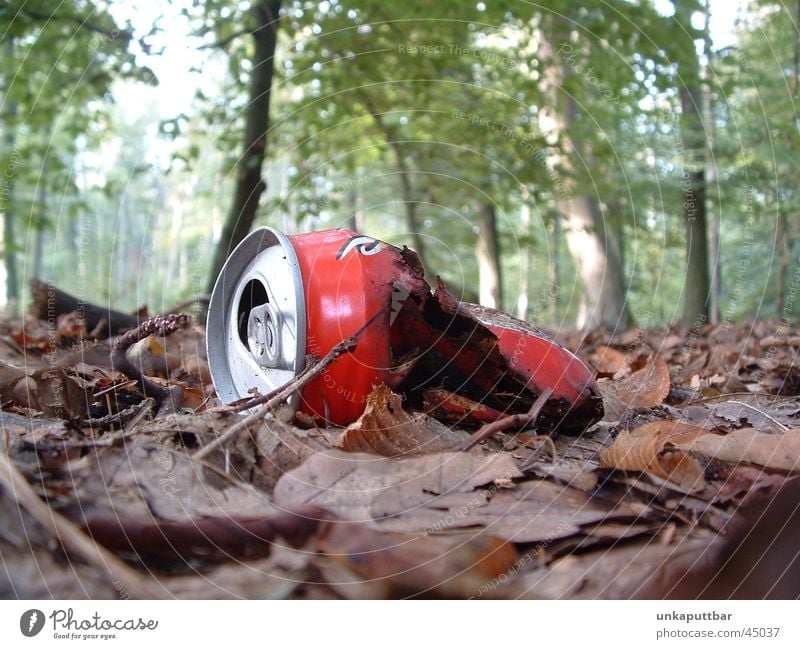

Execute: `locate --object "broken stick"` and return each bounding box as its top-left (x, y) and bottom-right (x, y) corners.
top-left (458, 387), bottom-right (554, 452)
top-left (192, 333), bottom-right (360, 461)
top-left (111, 313), bottom-right (192, 416)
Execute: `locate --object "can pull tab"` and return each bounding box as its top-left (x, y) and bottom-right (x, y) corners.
top-left (247, 302), bottom-right (282, 368)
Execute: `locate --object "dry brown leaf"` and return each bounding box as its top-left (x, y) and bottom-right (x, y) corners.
top-left (599, 421), bottom-right (710, 492)
top-left (275, 450), bottom-right (639, 542)
top-left (594, 346), bottom-right (671, 420)
top-left (520, 528), bottom-right (724, 599)
top-left (78, 441), bottom-right (279, 523)
top-left (615, 347), bottom-right (671, 408)
top-left (0, 362), bottom-right (27, 400)
top-left (316, 522), bottom-right (518, 598)
top-left (594, 345), bottom-right (629, 376)
top-left (334, 384), bottom-right (467, 456)
top-left (678, 428), bottom-right (800, 472)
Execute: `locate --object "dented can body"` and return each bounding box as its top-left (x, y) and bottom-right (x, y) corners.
top-left (208, 227), bottom-right (603, 431)
top-left (207, 228), bottom-right (400, 425)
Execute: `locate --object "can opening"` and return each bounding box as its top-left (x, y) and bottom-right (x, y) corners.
top-left (237, 279), bottom-right (268, 347)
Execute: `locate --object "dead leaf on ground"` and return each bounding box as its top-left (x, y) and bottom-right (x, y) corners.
top-left (164, 545), bottom-right (311, 599)
top-left (700, 464), bottom-right (787, 505)
top-left (334, 385), bottom-right (468, 456)
top-left (315, 522), bottom-right (518, 598)
top-left (275, 450), bottom-right (642, 542)
top-left (519, 528), bottom-right (724, 599)
top-left (594, 345), bottom-right (671, 420)
top-left (678, 427), bottom-right (800, 472)
top-left (600, 420), bottom-right (710, 492)
top-left (593, 345), bottom-right (629, 376)
top-left (74, 441), bottom-right (278, 524)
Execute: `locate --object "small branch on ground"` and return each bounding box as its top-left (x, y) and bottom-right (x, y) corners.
top-left (110, 314), bottom-right (192, 416)
top-left (519, 435), bottom-right (559, 470)
top-left (458, 387), bottom-right (554, 452)
top-left (111, 313), bottom-right (192, 351)
top-left (193, 334), bottom-right (360, 462)
top-left (80, 397), bottom-right (155, 433)
top-left (0, 452), bottom-right (164, 599)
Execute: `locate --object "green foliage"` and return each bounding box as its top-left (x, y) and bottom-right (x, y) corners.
top-left (2, 0), bottom-right (797, 327)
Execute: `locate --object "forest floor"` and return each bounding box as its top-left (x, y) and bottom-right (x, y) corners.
top-left (1, 298), bottom-right (799, 599)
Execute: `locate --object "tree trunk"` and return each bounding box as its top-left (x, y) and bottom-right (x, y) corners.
top-left (31, 176), bottom-right (47, 282)
top-left (516, 194), bottom-right (531, 320)
top-left (779, 0), bottom-right (800, 319)
top-left (475, 201), bottom-right (503, 309)
top-left (674, 0), bottom-right (710, 327)
top-left (207, 0), bottom-right (282, 292)
top-left (538, 27), bottom-right (630, 330)
top-left (395, 161), bottom-right (427, 268)
top-left (345, 183), bottom-right (358, 232)
top-left (359, 91), bottom-right (431, 276)
top-left (563, 196), bottom-right (629, 329)
top-left (549, 215), bottom-right (562, 320)
top-left (704, 0), bottom-right (721, 325)
top-left (2, 99), bottom-right (19, 313)
top-left (709, 204), bottom-right (721, 324)
top-left (682, 165), bottom-right (710, 326)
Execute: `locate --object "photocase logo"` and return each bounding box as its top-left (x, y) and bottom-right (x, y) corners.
top-left (20, 609), bottom-right (45, 637)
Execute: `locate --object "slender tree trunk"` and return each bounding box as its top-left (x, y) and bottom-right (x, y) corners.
top-left (709, 203), bottom-right (721, 323)
top-left (681, 162), bottom-right (710, 326)
top-left (516, 194), bottom-right (531, 320)
top-left (779, 0), bottom-right (800, 318)
top-left (345, 183), bottom-right (358, 231)
top-left (538, 25), bottom-right (630, 330)
top-left (549, 214), bottom-right (562, 320)
top-left (674, 0), bottom-right (710, 327)
top-left (475, 201), bottom-right (503, 309)
top-left (207, 0), bottom-right (282, 292)
top-left (33, 229), bottom-right (45, 281)
top-left (776, 212), bottom-right (790, 315)
top-left (384, 135), bottom-right (427, 271)
top-left (32, 177), bottom-right (47, 281)
top-left (2, 96), bottom-right (19, 312)
top-left (25, 124), bottom-right (50, 286)
top-left (359, 91), bottom-right (430, 275)
top-left (563, 195), bottom-right (629, 329)
top-left (704, 1), bottom-right (721, 325)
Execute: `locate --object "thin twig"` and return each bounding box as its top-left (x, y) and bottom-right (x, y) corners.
top-left (0, 452), bottom-right (163, 599)
top-left (110, 313), bottom-right (192, 413)
top-left (458, 387), bottom-right (554, 452)
top-left (519, 435), bottom-right (559, 470)
top-left (81, 397), bottom-right (154, 431)
top-left (192, 334), bottom-right (360, 462)
top-left (724, 400), bottom-right (789, 431)
top-left (112, 313), bottom-right (192, 352)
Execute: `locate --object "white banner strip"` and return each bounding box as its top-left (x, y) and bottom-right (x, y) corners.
top-left (2, 600), bottom-right (798, 648)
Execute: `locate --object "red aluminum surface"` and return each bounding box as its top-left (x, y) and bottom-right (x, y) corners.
top-left (486, 324), bottom-right (594, 406)
top-left (288, 229), bottom-right (399, 425)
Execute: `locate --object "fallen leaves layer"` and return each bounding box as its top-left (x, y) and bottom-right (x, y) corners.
top-left (678, 427), bottom-right (800, 472)
top-left (275, 450), bottom-right (641, 542)
top-left (599, 421), bottom-right (711, 492)
top-left (334, 385), bottom-right (468, 456)
top-left (4, 309), bottom-right (800, 599)
top-left (594, 345), bottom-right (671, 420)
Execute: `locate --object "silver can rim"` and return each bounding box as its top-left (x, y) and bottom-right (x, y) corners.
top-left (206, 226), bottom-right (307, 409)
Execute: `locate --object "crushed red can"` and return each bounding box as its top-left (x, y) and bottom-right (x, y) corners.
top-left (207, 227), bottom-right (603, 431)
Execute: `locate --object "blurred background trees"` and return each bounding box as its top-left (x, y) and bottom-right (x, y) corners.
top-left (1, 0), bottom-right (797, 332)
